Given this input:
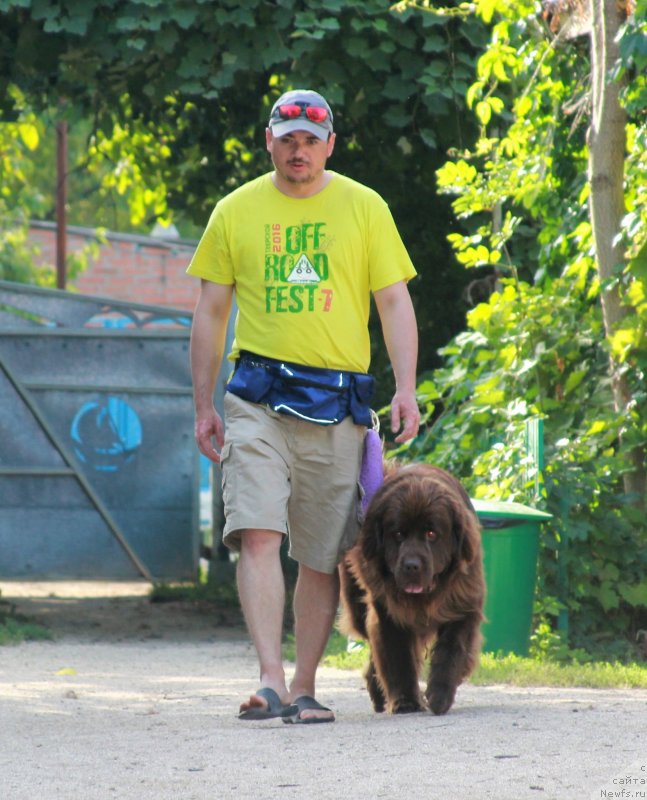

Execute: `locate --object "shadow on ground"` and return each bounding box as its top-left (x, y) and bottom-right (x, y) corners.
top-left (0, 581), bottom-right (246, 643)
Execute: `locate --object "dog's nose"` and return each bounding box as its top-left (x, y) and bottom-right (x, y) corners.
top-left (402, 558), bottom-right (422, 576)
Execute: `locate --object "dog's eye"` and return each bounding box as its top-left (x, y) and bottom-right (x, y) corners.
top-left (426, 530), bottom-right (437, 541)
top-left (393, 531), bottom-right (403, 542)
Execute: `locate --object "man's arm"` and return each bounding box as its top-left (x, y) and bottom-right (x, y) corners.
top-left (190, 279), bottom-right (234, 463)
top-left (373, 281), bottom-right (420, 443)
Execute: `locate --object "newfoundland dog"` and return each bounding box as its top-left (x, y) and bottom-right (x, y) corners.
top-left (340, 463), bottom-right (485, 715)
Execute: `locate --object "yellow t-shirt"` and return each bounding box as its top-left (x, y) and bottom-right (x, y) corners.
top-left (186, 171), bottom-right (416, 373)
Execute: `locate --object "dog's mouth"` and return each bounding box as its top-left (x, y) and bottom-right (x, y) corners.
top-left (404, 584), bottom-right (424, 594)
top-left (402, 579), bottom-right (435, 595)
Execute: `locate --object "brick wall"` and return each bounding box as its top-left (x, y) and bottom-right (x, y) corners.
top-left (28, 222), bottom-right (200, 311)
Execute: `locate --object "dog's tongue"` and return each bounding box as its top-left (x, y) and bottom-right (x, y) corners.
top-left (404, 585), bottom-right (424, 594)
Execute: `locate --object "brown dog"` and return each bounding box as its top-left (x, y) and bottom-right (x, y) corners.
top-left (340, 463), bottom-right (485, 715)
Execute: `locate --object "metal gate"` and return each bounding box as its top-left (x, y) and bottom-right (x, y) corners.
top-left (0, 280), bottom-right (199, 582)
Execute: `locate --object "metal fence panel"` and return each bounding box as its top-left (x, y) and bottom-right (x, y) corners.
top-left (0, 330), bottom-right (192, 390)
top-left (0, 280), bottom-right (198, 581)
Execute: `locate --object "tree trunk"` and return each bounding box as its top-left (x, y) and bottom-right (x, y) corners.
top-left (588, 0), bottom-right (646, 507)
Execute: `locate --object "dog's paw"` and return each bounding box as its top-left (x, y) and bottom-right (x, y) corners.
top-left (426, 685), bottom-right (456, 715)
top-left (389, 698), bottom-right (425, 714)
top-left (371, 698), bottom-right (386, 713)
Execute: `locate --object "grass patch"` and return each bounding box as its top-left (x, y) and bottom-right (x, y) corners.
top-left (0, 600), bottom-right (51, 646)
top-left (306, 630), bottom-right (647, 690)
top-left (472, 652), bottom-right (647, 689)
top-left (150, 580), bottom-right (239, 607)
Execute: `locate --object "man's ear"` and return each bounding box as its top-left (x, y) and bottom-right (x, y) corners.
top-left (326, 132), bottom-right (336, 157)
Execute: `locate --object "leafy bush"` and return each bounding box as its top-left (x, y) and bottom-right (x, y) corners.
top-left (393, 1), bottom-right (647, 660)
top-left (398, 266), bottom-right (647, 658)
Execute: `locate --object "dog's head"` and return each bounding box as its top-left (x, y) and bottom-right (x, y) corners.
top-left (360, 464), bottom-right (481, 595)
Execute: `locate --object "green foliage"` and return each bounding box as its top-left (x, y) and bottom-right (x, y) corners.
top-left (0, 89), bottom-right (105, 284)
top-left (396, 1), bottom-right (647, 658)
top-left (401, 268), bottom-right (647, 656)
top-left (0, 596), bottom-right (51, 645)
top-left (0, 615), bottom-right (51, 645)
top-left (1, 0), bottom-right (482, 211)
top-left (84, 98), bottom-right (177, 228)
top-left (0, 91), bottom-right (48, 283)
top-left (616, 6), bottom-right (647, 116)
top-left (529, 596), bottom-right (590, 663)
top-left (0, 0), bottom-right (489, 398)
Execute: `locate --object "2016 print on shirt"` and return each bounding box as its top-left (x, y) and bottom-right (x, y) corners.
top-left (264, 221), bottom-right (333, 314)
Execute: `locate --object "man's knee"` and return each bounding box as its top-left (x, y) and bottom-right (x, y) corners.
top-left (239, 529), bottom-right (284, 559)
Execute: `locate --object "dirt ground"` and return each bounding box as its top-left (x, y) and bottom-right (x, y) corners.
top-left (1, 581), bottom-right (646, 800)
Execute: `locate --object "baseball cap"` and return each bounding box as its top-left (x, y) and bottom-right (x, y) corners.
top-left (268, 89), bottom-right (334, 141)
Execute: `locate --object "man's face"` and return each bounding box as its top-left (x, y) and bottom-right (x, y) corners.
top-left (266, 128), bottom-right (336, 187)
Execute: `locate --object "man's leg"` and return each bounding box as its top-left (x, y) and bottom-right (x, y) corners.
top-left (236, 529), bottom-right (290, 713)
top-left (288, 562), bottom-right (340, 722)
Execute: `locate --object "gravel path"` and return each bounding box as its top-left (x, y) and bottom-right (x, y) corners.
top-left (1, 582), bottom-right (645, 800)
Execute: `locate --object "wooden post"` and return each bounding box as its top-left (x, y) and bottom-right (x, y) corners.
top-left (56, 120), bottom-right (68, 290)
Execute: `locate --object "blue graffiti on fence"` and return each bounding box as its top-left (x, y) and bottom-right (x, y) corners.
top-left (71, 397), bottom-right (142, 472)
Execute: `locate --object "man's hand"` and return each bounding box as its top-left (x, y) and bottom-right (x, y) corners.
top-left (195, 406), bottom-right (225, 463)
top-left (390, 389), bottom-right (420, 444)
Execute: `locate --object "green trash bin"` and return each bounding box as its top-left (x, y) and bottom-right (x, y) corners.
top-left (471, 499), bottom-right (553, 656)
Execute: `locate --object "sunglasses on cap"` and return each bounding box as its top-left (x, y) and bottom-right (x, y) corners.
top-left (272, 103), bottom-right (330, 124)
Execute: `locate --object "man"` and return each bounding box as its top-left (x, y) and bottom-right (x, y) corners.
top-left (187, 89), bottom-right (419, 723)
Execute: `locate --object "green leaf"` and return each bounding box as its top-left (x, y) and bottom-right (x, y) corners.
top-left (345, 36), bottom-right (367, 57)
top-left (43, 17), bottom-right (63, 32)
top-left (115, 16), bottom-right (140, 32)
top-left (18, 122), bottom-right (39, 150)
top-left (515, 95), bottom-right (532, 117)
top-left (596, 582), bottom-right (620, 612)
top-left (476, 100), bottom-right (491, 125)
top-left (629, 240), bottom-right (647, 280)
top-left (488, 96), bottom-right (504, 114)
top-left (382, 106), bottom-right (411, 128)
top-left (419, 128), bottom-right (437, 148)
top-left (563, 369), bottom-right (587, 396)
top-left (466, 82), bottom-right (483, 109)
top-left (422, 34), bottom-right (446, 53)
top-left (492, 58), bottom-right (509, 82)
top-left (318, 17), bottom-right (340, 31)
top-left (424, 60), bottom-right (446, 77)
top-left (618, 582), bottom-right (647, 606)
top-left (174, 7), bottom-right (198, 29)
top-left (383, 76), bottom-right (410, 100)
top-left (476, 0), bottom-right (499, 24)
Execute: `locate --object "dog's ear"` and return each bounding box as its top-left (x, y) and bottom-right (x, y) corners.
top-left (453, 503), bottom-right (481, 572)
top-left (360, 492), bottom-right (386, 561)
top-left (360, 513), bottom-right (383, 562)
